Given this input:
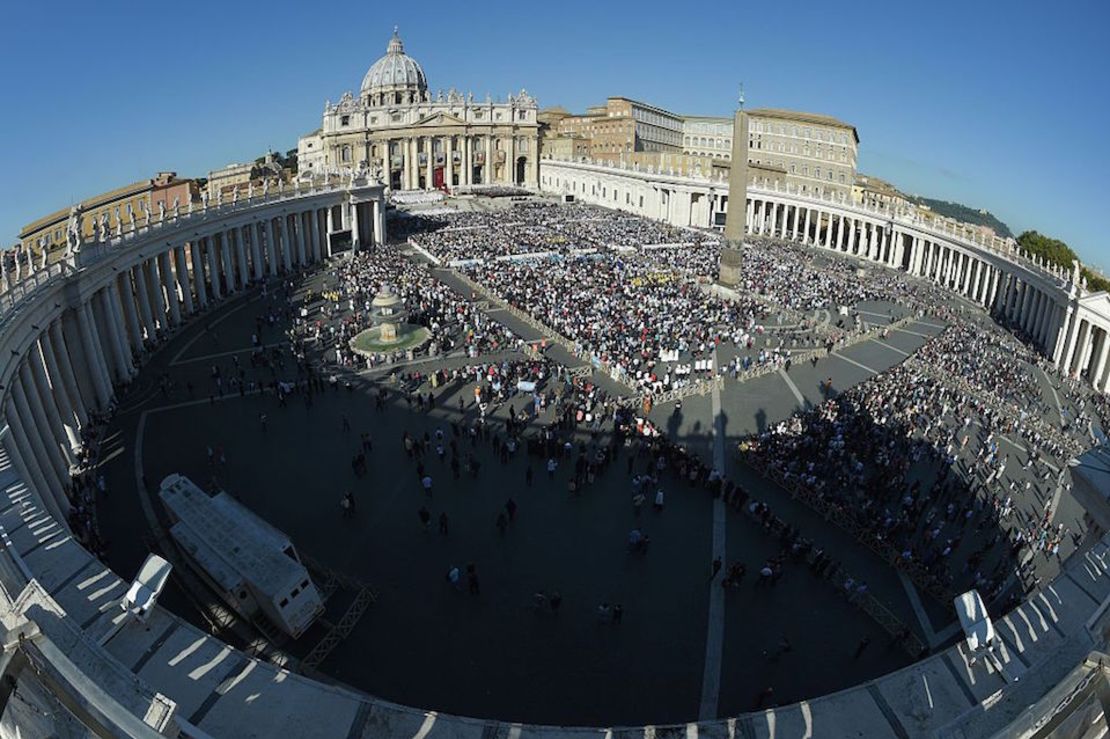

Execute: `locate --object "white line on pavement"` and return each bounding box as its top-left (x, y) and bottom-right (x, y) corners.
top-left (831, 352), bottom-right (879, 375)
top-left (699, 349), bottom-right (727, 721)
top-left (870, 339), bottom-right (910, 357)
top-left (897, 571), bottom-right (940, 647)
top-left (778, 368), bottom-right (808, 407)
top-left (893, 326), bottom-right (935, 340)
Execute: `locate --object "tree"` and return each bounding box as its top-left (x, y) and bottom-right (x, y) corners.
top-left (1015, 230), bottom-right (1076, 270)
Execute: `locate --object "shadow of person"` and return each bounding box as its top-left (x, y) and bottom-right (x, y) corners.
top-left (755, 407), bottom-right (767, 434)
top-left (667, 406), bottom-right (683, 440)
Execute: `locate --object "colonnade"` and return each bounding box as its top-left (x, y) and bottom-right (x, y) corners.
top-left (0, 184), bottom-right (387, 530)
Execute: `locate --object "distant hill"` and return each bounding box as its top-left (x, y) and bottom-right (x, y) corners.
top-left (907, 196), bottom-right (1013, 239)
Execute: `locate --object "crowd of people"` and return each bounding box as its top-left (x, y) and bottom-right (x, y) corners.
top-left (297, 247), bottom-right (521, 369)
top-left (737, 319), bottom-right (1090, 604)
top-left (396, 201), bottom-right (718, 263)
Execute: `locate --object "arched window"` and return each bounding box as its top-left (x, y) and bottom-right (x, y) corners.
top-left (341, 145), bottom-right (351, 163)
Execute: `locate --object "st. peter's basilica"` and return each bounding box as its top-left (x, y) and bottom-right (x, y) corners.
top-left (298, 29), bottom-right (540, 190)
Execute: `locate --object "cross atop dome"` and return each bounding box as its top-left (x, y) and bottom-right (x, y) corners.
top-left (387, 27), bottom-right (404, 54)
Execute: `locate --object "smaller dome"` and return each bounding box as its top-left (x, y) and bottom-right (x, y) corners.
top-left (361, 29), bottom-right (428, 104)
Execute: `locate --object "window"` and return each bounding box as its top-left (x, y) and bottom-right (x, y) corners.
top-left (291, 588), bottom-right (300, 598)
top-left (341, 115), bottom-right (350, 126)
top-left (280, 598), bottom-right (289, 607)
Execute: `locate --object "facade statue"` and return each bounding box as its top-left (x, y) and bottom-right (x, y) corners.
top-left (158, 201), bottom-right (166, 221)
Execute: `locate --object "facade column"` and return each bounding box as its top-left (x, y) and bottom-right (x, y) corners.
top-left (847, 219), bottom-right (856, 254)
top-left (506, 136), bottom-right (516, 185)
top-left (174, 246), bottom-right (194, 315)
top-left (462, 136), bottom-right (472, 186)
top-left (445, 135), bottom-right (454, 189)
top-left (402, 137), bottom-right (413, 190)
top-left (191, 242), bottom-right (209, 308)
top-left (425, 137), bottom-right (434, 188)
top-left (76, 303), bottom-right (112, 408)
top-left (381, 138), bottom-right (391, 189)
top-left (485, 136), bottom-right (493, 185)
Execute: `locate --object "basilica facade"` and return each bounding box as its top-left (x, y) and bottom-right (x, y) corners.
top-left (298, 30), bottom-right (540, 191)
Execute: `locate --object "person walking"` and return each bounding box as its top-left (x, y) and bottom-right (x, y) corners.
top-left (853, 636), bottom-right (871, 659)
top-left (505, 498), bottom-right (518, 522)
top-left (422, 474), bottom-right (433, 497)
top-left (467, 564), bottom-right (480, 596)
top-left (418, 507), bottom-right (431, 530)
top-left (709, 556), bottom-right (722, 582)
top-left (438, 512), bottom-right (449, 535)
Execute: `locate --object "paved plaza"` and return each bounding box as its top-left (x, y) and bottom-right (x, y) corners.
top-left (90, 204), bottom-right (1099, 727)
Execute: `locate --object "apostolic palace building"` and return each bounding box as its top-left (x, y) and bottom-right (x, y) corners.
top-left (297, 30), bottom-right (540, 190)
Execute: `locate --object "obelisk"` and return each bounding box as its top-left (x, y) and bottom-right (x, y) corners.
top-left (718, 88), bottom-right (748, 287)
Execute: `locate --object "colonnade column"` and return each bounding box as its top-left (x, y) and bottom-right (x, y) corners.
top-left (235, 228), bottom-right (250, 288)
top-left (222, 231), bottom-right (237, 291)
top-left (48, 321), bottom-right (87, 428)
top-left (173, 246), bottom-right (194, 315)
top-left (159, 251), bottom-right (181, 327)
top-left (4, 404), bottom-right (56, 521)
top-left (295, 215), bottom-right (308, 265)
top-left (191, 242), bottom-right (209, 309)
top-left (5, 397), bottom-right (66, 524)
top-left (26, 349), bottom-right (75, 470)
top-left (16, 362), bottom-right (69, 491)
top-left (101, 286), bottom-right (133, 381)
top-left (208, 235), bottom-right (224, 298)
top-left (76, 302), bottom-right (113, 408)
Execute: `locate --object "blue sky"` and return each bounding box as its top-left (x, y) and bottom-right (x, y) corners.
top-left (2, 1), bottom-right (1107, 268)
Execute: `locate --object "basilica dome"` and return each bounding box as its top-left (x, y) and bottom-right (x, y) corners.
top-left (361, 29), bottom-right (428, 106)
